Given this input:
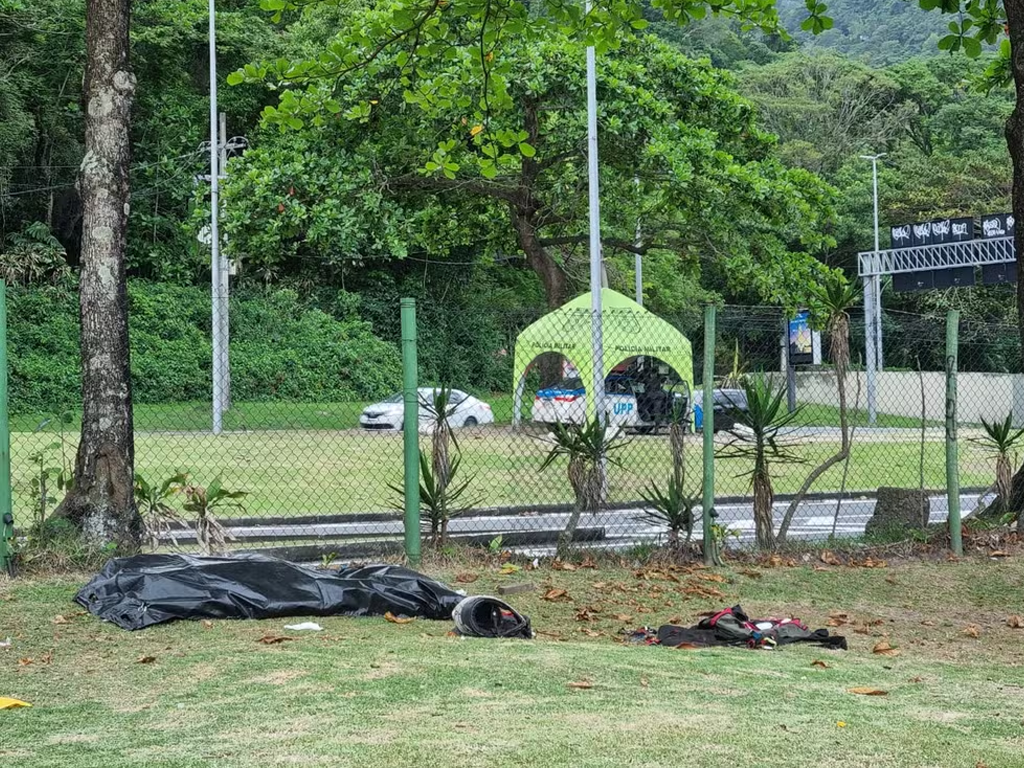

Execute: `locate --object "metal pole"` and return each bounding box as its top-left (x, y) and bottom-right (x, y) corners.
top-left (863, 274), bottom-right (878, 425)
top-left (0, 282), bottom-right (13, 577)
top-left (585, 0), bottom-right (604, 425)
top-left (701, 304), bottom-right (717, 566)
top-left (945, 309), bottom-right (962, 557)
top-left (208, 0), bottom-right (223, 435)
top-left (401, 298), bottom-right (421, 566)
top-left (634, 177), bottom-right (642, 307)
top-left (218, 112), bottom-right (231, 413)
top-left (861, 153), bottom-right (886, 374)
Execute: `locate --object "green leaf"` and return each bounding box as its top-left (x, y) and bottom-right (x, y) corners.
top-left (518, 142), bottom-right (536, 158)
top-left (963, 36), bottom-right (983, 57)
top-left (630, 19), bottom-right (649, 29)
top-left (226, 71), bottom-right (245, 86)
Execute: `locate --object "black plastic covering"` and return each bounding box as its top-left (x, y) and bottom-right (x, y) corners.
top-left (75, 553), bottom-right (463, 630)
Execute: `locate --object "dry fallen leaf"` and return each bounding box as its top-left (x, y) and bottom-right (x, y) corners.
top-left (613, 613), bottom-right (634, 623)
top-left (675, 642), bottom-right (701, 650)
top-left (552, 560), bottom-right (577, 571)
top-left (738, 569), bottom-right (763, 579)
top-left (499, 564), bottom-right (520, 575)
top-left (885, 576), bottom-right (898, 585)
top-left (988, 550), bottom-right (1009, 558)
top-left (39, 651), bottom-right (53, 665)
top-left (18, 658), bottom-right (32, 667)
top-left (455, 572), bottom-right (479, 584)
top-left (963, 624), bottom-right (981, 638)
top-left (811, 659), bottom-right (831, 669)
top-left (136, 655), bottom-right (157, 664)
top-left (836, 721), bottom-right (847, 728)
top-left (581, 556), bottom-right (598, 570)
top-left (257, 635), bottom-right (295, 645)
top-left (908, 676), bottom-right (924, 683)
top-left (849, 687), bottom-right (888, 696)
top-left (1007, 615), bottom-right (1024, 629)
top-left (385, 612), bottom-right (415, 624)
top-left (920, 620), bottom-right (936, 627)
top-left (827, 612), bottom-right (849, 627)
top-left (640, 676), bottom-right (649, 688)
top-left (201, 620), bottom-right (214, 630)
top-left (52, 615), bottom-right (70, 625)
top-left (542, 588), bottom-right (571, 602)
top-left (820, 550), bottom-right (841, 566)
top-left (666, 615), bottom-right (684, 625)
top-left (872, 639), bottom-right (901, 657)
top-left (694, 572), bottom-right (728, 583)
top-left (574, 607), bottom-right (599, 622)
top-left (579, 628), bottom-right (603, 638)
top-left (567, 680), bottom-right (593, 690)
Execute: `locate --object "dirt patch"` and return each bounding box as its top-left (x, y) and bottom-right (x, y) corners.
top-left (251, 669), bottom-right (307, 686)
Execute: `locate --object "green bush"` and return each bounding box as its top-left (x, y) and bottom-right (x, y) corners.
top-left (6, 280), bottom-right (402, 411)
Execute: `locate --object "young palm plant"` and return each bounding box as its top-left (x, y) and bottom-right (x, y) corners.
top-left (540, 416), bottom-right (626, 558)
top-left (134, 472), bottom-right (188, 550)
top-left (182, 476), bottom-right (246, 556)
top-left (972, 413), bottom-right (1024, 519)
top-left (416, 452), bottom-right (478, 547)
top-left (639, 474), bottom-right (697, 549)
top-left (718, 374), bottom-right (803, 551)
top-left (777, 272), bottom-right (859, 544)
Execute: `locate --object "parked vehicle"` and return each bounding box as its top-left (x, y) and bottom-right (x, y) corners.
top-left (693, 388), bottom-right (749, 432)
top-left (360, 388), bottom-right (494, 431)
top-left (532, 372), bottom-right (748, 434)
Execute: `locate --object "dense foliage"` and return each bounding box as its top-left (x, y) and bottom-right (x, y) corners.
top-left (7, 282), bottom-right (403, 410)
top-left (2, 0), bottom-right (1021, 413)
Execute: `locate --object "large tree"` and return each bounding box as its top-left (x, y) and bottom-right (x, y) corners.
top-left (232, 14), bottom-right (835, 312)
top-left (54, 0), bottom-right (141, 550)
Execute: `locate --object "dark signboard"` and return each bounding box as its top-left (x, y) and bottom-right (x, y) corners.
top-left (890, 224), bottom-right (912, 250)
top-left (932, 267), bottom-right (975, 289)
top-left (930, 219), bottom-right (952, 244)
top-left (980, 213), bottom-right (1015, 239)
top-left (911, 221), bottom-right (934, 247)
top-left (981, 262), bottom-right (1018, 285)
top-left (950, 217), bottom-right (974, 242)
top-left (893, 271), bottom-right (934, 292)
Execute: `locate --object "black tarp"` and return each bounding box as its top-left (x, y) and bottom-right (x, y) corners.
top-left (75, 553), bottom-right (463, 630)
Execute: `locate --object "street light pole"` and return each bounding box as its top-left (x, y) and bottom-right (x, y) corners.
top-left (861, 153), bottom-right (886, 373)
top-left (208, 0), bottom-right (224, 436)
top-left (634, 176), bottom-right (642, 307)
top-left (585, 0), bottom-right (605, 425)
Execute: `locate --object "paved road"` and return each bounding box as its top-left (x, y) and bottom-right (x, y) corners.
top-left (189, 491), bottom-right (989, 554)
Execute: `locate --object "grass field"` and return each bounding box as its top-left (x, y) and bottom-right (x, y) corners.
top-left (9, 397), bottom-right (997, 523)
top-left (10, 421), bottom-right (994, 519)
top-left (3, 557), bottom-right (1024, 767)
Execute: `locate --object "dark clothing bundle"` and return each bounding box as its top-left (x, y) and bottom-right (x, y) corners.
top-left (626, 605), bottom-right (847, 650)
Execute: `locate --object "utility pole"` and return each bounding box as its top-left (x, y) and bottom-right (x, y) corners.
top-left (861, 153), bottom-right (886, 372)
top-left (585, 0), bottom-right (605, 426)
top-left (634, 177), bottom-right (642, 307)
top-left (208, 0), bottom-right (224, 435)
top-left (218, 112), bottom-right (231, 411)
top-left (860, 153), bottom-right (885, 425)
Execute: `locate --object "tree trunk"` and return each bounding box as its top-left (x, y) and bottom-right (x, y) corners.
top-left (513, 208), bottom-right (569, 385)
top-left (53, 0), bottom-right (140, 551)
top-left (999, 3), bottom-right (1024, 522)
top-left (753, 470), bottom-right (776, 551)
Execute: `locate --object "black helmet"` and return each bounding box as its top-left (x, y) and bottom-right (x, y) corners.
top-left (452, 595), bottom-right (533, 639)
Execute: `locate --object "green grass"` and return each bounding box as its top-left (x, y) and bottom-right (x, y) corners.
top-left (3, 558), bottom-right (1023, 767)
top-left (11, 424), bottom-right (995, 519)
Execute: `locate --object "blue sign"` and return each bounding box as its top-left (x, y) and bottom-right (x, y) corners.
top-left (788, 311), bottom-right (813, 365)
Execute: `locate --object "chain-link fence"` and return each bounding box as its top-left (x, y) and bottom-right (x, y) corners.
top-left (7, 288), bottom-right (1018, 561)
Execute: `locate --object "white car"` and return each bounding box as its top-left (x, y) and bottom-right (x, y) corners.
top-left (359, 388), bottom-right (494, 431)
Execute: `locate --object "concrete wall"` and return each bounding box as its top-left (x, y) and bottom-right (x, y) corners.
top-left (794, 370), bottom-right (1024, 424)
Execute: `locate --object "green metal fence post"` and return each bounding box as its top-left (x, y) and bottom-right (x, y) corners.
top-left (400, 298), bottom-right (421, 566)
top-left (945, 309), bottom-right (962, 557)
top-left (702, 304), bottom-right (717, 566)
top-left (0, 281), bottom-right (13, 577)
